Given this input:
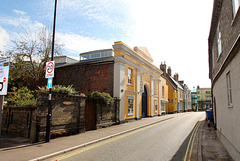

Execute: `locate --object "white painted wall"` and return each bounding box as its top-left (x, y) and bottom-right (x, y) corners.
top-left (213, 50), bottom-right (240, 160)
top-left (113, 58), bottom-right (125, 122)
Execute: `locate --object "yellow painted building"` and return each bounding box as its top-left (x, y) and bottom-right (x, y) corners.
top-left (160, 76), bottom-right (168, 114)
top-left (113, 41), bottom-right (163, 121)
top-left (160, 63), bottom-right (184, 113)
top-left (165, 77), bottom-right (177, 113)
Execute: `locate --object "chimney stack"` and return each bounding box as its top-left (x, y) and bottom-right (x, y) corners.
top-left (174, 73), bottom-right (179, 81)
top-left (160, 61), bottom-right (167, 74)
top-left (167, 66), bottom-right (172, 76)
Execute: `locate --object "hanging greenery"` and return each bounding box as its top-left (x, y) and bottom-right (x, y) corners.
top-left (87, 91), bottom-right (114, 107)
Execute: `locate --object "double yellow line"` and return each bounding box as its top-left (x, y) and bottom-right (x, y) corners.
top-left (184, 121), bottom-right (202, 161)
top-left (51, 116), bottom-right (178, 161)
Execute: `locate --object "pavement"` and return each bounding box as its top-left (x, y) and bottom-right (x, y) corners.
top-left (0, 112), bottom-right (234, 161)
top-left (190, 119), bottom-right (233, 161)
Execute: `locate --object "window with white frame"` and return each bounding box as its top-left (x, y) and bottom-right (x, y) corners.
top-left (217, 23), bottom-right (222, 56)
top-left (128, 96), bottom-right (134, 115)
top-left (155, 99), bottom-right (158, 113)
top-left (232, 0), bottom-right (240, 17)
top-left (226, 72), bottom-right (233, 106)
top-left (128, 68), bottom-right (132, 85)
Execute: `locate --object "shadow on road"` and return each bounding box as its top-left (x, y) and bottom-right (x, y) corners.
top-left (171, 121), bottom-right (202, 161)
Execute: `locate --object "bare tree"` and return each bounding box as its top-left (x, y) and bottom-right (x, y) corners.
top-left (3, 26), bottom-right (64, 90)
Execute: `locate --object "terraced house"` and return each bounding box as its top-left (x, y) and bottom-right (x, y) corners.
top-left (208, 0), bottom-right (240, 160)
top-left (160, 63), bottom-right (178, 114)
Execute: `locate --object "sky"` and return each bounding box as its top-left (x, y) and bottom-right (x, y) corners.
top-left (0, 0), bottom-right (214, 89)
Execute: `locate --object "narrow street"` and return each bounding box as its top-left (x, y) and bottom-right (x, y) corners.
top-left (48, 112), bottom-right (205, 161)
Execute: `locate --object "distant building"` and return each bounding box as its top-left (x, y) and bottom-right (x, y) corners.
top-left (80, 49), bottom-right (113, 61)
top-left (160, 63), bottom-right (185, 113)
top-left (54, 56), bottom-right (78, 67)
top-left (172, 73), bottom-right (184, 112)
top-left (196, 86), bottom-right (211, 110)
top-left (208, 0), bottom-right (240, 160)
top-left (191, 87), bottom-right (197, 110)
top-left (185, 86), bottom-right (192, 112)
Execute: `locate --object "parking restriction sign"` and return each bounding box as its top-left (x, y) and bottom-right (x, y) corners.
top-left (45, 61), bottom-right (55, 78)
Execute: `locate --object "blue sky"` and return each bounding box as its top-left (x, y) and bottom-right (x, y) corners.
top-left (0, 0), bottom-right (214, 89)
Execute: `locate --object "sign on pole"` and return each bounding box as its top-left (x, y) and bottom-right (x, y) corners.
top-left (47, 78), bottom-right (53, 89)
top-left (45, 61), bottom-right (55, 78)
top-left (0, 58), bottom-right (10, 95)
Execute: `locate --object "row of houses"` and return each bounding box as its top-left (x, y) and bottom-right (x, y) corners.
top-left (54, 41), bottom-right (192, 123)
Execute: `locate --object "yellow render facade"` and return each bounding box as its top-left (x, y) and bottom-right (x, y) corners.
top-left (166, 79), bottom-right (177, 114)
top-left (113, 41), bottom-right (163, 121)
top-left (160, 76), bottom-right (168, 113)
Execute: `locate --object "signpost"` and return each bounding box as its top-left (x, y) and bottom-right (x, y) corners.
top-left (45, 0), bottom-right (57, 143)
top-left (45, 61), bottom-right (54, 142)
top-left (0, 58), bottom-right (10, 138)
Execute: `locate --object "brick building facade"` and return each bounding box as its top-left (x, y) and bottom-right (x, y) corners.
top-left (55, 57), bottom-right (114, 96)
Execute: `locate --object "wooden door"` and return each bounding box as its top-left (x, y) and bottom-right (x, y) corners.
top-left (85, 102), bottom-right (96, 131)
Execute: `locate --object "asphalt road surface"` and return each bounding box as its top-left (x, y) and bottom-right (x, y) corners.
top-left (49, 112), bottom-right (205, 161)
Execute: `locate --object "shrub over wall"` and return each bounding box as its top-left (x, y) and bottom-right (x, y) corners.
top-left (38, 85), bottom-right (77, 94)
top-left (87, 91), bottom-right (114, 107)
top-left (8, 86), bottom-right (37, 106)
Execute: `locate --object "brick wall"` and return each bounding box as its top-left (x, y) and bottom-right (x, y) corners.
top-left (54, 62), bottom-right (114, 96)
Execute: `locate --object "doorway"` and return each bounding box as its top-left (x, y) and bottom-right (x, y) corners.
top-left (142, 86), bottom-right (148, 118)
top-left (85, 101), bottom-right (96, 131)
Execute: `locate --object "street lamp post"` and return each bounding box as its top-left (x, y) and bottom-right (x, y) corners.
top-left (46, 0), bottom-right (57, 143)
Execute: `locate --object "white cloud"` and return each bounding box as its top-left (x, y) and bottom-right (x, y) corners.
top-left (0, 11), bottom-right (46, 50)
top-left (0, 26), bottom-right (9, 52)
top-left (13, 9), bottom-right (27, 15)
top-left (41, 0), bottom-right (131, 31)
top-left (0, 13), bottom-right (44, 31)
top-left (57, 33), bottom-right (112, 56)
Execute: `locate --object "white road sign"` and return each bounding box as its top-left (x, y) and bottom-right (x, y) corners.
top-left (45, 61), bottom-right (55, 78)
top-left (0, 58), bottom-right (10, 95)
